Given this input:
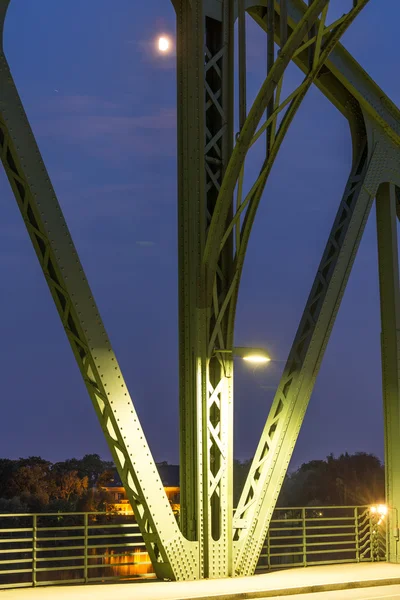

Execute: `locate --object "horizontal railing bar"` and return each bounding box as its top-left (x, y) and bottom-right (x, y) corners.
top-left (35, 541), bottom-right (148, 554)
top-left (36, 555), bottom-right (84, 563)
top-left (36, 565), bottom-right (84, 573)
top-left (268, 526), bottom-right (303, 532)
top-left (270, 505), bottom-right (371, 511)
top-left (305, 517), bottom-right (355, 522)
top-left (269, 519), bottom-right (302, 524)
top-left (87, 560), bottom-right (152, 569)
top-left (0, 511), bottom-right (113, 517)
top-left (266, 532), bottom-right (356, 543)
top-left (306, 548), bottom-right (356, 555)
top-left (256, 562), bottom-right (304, 569)
top-left (0, 558), bottom-right (32, 565)
top-left (88, 574), bottom-right (156, 582)
top-left (36, 535), bottom-right (85, 542)
top-left (305, 533), bottom-right (356, 539)
top-left (306, 540), bottom-right (356, 547)
top-left (0, 582), bottom-right (32, 589)
top-left (87, 524), bottom-right (139, 530)
top-left (0, 548), bottom-right (32, 555)
top-left (0, 538), bottom-right (33, 544)
top-left (86, 533), bottom-right (142, 540)
top-left (267, 543), bottom-right (303, 549)
top-left (0, 528), bottom-right (32, 533)
top-left (35, 533), bottom-right (141, 543)
top-left (266, 550), bottom-right (304, 557)
top-left (91, 542), bottom-right (147, 549)
top-left (35, 545), bottom-right (86, 553)
top-left (269, 516), bottom-right (356, 524)
top-left (266, 535), bottom-right (304, 541)
top-left (0, 515), bottom-right (35, 518)
top-left (88, 552), bottom-right (149, 559)
top-left (307, 558), bottom-right (357, 566)
top-left (86, 542), bottom-right (147, 550)
top-left (306, 525), bottom-right (354, 531)
top-left (37, 526), bottom-right (84, 532)
top-left (0, 568), bottom-right (32, 575)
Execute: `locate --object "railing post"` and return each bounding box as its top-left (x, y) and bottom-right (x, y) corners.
top-left (32, 514), bottom-right (37, 587)
top-left (84, 513), bottom-right (88, 583)
top-left (267, 531), bottom-right (271, 570)
top-left (354, 507), bottom-right (360, 562)
top-left (302, 508), bottom-right (306, 567)
top-left (369, 512), bottom-right (376, 561)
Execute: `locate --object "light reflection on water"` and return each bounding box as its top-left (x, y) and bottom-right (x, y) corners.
top-left (104, 547), bottom-right (155, 578)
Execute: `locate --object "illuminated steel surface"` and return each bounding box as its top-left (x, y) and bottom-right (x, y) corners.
top-left (0, 0), bottom-right (399, 581)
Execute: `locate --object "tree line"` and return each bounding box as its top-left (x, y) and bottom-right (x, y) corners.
top-left (0, 451), bottom-right (385, 513)
top-left (234, 451), bottom-right (385, 507)
top-left (0, 454), bottom-right (115, 513)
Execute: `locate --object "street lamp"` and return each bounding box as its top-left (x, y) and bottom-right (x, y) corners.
top-left (370, 504), bottom-right (388, 516)
top-left (214, 347), bottom-right (271, 364)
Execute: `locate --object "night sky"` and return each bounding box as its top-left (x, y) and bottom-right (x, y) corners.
top-left (0, 1), bottom-right (398, 471)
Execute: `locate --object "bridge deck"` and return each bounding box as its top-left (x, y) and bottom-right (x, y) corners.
top-left (2, 564), bottom-right (400, 600)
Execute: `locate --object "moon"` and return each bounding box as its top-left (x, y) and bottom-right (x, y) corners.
top-left (157, 36), bottom-right (170, 53)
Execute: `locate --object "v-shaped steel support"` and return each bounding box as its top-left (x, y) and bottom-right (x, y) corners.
top-left (0, 0), bottom-right (198, 582)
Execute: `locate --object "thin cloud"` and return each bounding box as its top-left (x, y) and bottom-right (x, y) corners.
top-left (34, 94), bottom-right (120, 115)
top-left (32, 108), bottom-right (177, 160)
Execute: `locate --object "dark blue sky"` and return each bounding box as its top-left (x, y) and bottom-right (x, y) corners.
top-left (0, 1), bottom-right (398, 470)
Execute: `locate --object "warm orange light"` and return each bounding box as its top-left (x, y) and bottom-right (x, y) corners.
top-left (370, 504), bottom-right (388, 517)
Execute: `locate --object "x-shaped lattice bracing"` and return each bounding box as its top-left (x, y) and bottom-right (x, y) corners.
top-left (206, 0), bottom-right (368, 365)
top-left (197, 0), bottom-right (374, 578)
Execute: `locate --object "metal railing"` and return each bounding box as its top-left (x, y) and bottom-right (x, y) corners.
top-left (0, 505), bottom-right (387, 589)
top-left (0, 512), bottom-right (154, 589)
top-left (256, 505), bottom-right (387, 571)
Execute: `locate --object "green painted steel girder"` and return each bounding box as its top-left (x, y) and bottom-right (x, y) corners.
top-left (173, 0), bottom-right (377, 579)
top-left (0, 0), bottom-right (199, 582)
top-left (1, 0), bottom-right (400, 582)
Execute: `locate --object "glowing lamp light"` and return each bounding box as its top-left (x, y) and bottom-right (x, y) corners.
top-left (158, 36), bottom-right (170, 53)
top-left (214, 346), bottom-right (271, 364)
top-left (377, 504), bottom-right (388, 516)
top-left (242, 354), bottom-right (271, 364)
top-left (370, 504), bottom-right (388, 517)
top-left (235, 347), bottom-right (271, 363)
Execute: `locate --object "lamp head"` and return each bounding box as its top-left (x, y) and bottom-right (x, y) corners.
top-left (233, 347), bottom-right (271, 364)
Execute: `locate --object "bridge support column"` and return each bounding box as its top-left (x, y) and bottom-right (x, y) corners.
top-left (174, 0), bottom-right (235, 578)
top-left (376, 182), bottom-right (400, 562)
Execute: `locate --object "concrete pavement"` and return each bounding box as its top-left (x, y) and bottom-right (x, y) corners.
top-left (257, 584), bottom-right (400, 599)
top-left (2, 563), bottom-right (400, 600)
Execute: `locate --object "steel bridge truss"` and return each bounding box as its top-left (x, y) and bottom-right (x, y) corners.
top-left (1, 0), bottom-right (400, 580)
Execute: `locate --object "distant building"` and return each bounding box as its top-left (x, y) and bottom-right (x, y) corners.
top-left (100, 463), bottom-right (180, 516)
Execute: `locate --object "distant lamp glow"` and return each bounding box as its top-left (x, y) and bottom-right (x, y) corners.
top-left (158, 36), bottom-right (170, 53)
top-left (214, 346), bottom-right (271, 364)
top-left (370, 504), bottom-right (388, 517)
top-left (377, 504), bottom-right (388, 516)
